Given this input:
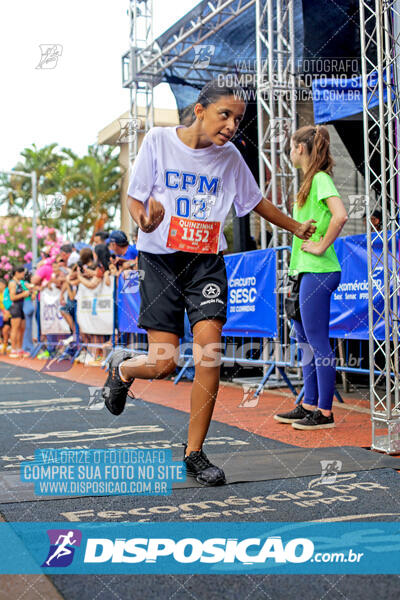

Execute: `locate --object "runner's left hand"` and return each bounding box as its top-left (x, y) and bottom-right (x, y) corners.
top-left (301, 236), bottom-right (325, 256)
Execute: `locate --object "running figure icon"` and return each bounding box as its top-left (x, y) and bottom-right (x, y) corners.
top-left (45, 531), bottom-right (77, 566)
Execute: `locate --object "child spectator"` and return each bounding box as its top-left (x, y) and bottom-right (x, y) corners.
top-left (76, 244), bottom-right (115, 365)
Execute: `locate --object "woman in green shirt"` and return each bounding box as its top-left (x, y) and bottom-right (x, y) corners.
top-left (275, 125), bottom-right (348, 430)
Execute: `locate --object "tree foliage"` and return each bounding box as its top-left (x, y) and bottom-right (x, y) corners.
top-left (0, 143), bottom-right (123, 240)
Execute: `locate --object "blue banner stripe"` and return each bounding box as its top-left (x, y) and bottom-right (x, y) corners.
top-left (117, 235), bottom-right (399, 341)
top-left (1, 522), bottom-right (400, 574)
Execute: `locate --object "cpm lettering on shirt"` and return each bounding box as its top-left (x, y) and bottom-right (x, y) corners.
top-left (165, 170), bottom-right (220, 194)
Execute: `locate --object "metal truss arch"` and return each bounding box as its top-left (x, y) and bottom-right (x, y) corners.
top-left (360, 0), bottom-right (400, 453)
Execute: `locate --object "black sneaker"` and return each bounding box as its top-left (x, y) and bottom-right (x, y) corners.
top-left (292, 409), bottom-right (335, 430)
top-left (183, 443), bottom-right (226, 486)
top-left (274, 404), bottom-right (314, 423)
top-left (102, 350), bottom-right (134, 415)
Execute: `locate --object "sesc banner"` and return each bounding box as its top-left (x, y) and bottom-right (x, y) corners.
top-left (40, 286), bottom-right (71, 335)
top-left (117, 252), bottom-right (278, 337)
top-left (223, 248), bottom-right (277, 337)
top-left (76, 278), bottom-right (114, 335)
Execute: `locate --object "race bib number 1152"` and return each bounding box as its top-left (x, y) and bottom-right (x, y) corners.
top-left (166, 216), bottom-right (221, 254)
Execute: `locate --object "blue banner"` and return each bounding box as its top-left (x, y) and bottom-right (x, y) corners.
top-left (329, 233), bottom-right (396, 340)
top-left (223, 248), bottom-right (277, 337)
top-left (116, 238), bottom-right (396, 341)
top-left (117, 272), bottom-right (146, 334)
top-left (2, 522), bottom-right (400, 574)
top-left (117, 250), bottom-right (278, 338)
top-left (312, 68), bottom-right (394, 124)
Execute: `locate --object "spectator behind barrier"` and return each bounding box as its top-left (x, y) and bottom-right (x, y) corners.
top-left (75, 244), bottom-right (114, 365)
top-left (93, 230), bottom-right (109, 245)
top-left (31, 250), bottom-right (54, 360)
top-left (39, 263), bottom-right (70, 361)
top-left (59, 247), bottom-right (94, 344)
top-left (77, 244), bottom-right (116, 289)
top-left (363, 209), bottom-right (382, 231)
top-left (31, 248), bottom-right (53, 287)
top-left (59, 243), bottom-right (80, 268)
top-left (34, 250), bottom-right (72, 359)
top-left (76, 247), bottom-right (96, 279)
top-left (69, 252), bottom-right (96, 364)
top-left (107, 230), bottom-right (138, 271)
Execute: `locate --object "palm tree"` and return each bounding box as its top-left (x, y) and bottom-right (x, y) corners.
top-left (0, 143), bottom-right (123, 240)
top-left (60, 144), bottom-right (123, 239)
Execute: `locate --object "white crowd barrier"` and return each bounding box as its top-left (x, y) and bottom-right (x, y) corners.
top-left (39, 287), bottom-right (71, 335)
top-left (76, 277), bottom-right (114, 336)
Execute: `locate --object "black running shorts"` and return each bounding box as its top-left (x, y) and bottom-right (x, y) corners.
top-left (9, 301), bottom-right (25, 320)
top-left (137, 250), bottom-right (228, 337)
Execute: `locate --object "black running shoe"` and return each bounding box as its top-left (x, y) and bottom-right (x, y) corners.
top-left (183, 443), bottom-right (226, 486)
top-left (102, 350), bottom-right (134, 415)
top-left (292, 409), bottom-right (335, 430)
top-left (274, 404), bottom-right (314, 424)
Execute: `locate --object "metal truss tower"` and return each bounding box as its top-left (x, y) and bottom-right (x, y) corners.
top-left (123, 1), bottom-right (156, 195)
top-left (255, 0), bottom-right (298, 381)
top-left (123, 1), bottom-right (256, 86)
top-left (359, 0), bottom-right (400, 453)
top-left (255, 0), bottom-right (298, 249)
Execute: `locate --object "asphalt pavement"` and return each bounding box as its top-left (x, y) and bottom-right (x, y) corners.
top-left (1, 361), bottom-right (400, 599)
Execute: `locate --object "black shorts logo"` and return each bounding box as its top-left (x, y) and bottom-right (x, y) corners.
top-left (202, 283), bottom-right (221, 299)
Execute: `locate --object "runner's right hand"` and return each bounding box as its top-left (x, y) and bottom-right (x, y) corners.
top-left (138, 197), bottom-right (165, 233)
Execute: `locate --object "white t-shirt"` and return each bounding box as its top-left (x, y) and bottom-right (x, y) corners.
top-left (127, 126), bottom-right (263, 254)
